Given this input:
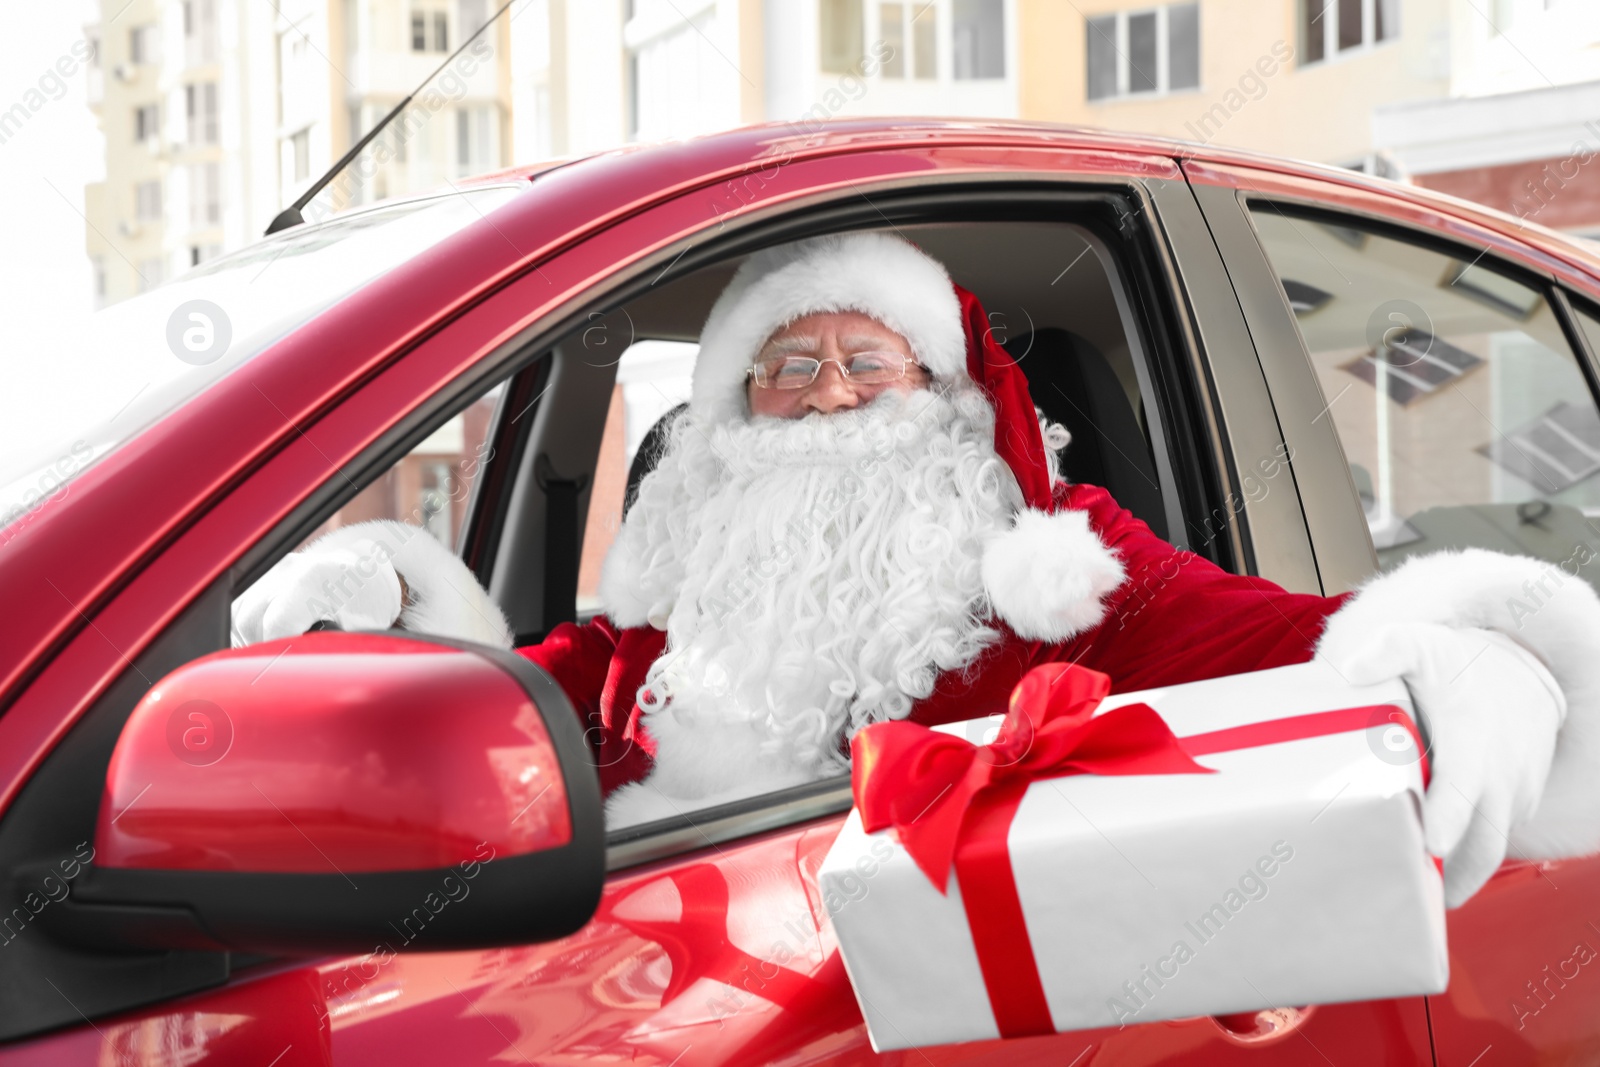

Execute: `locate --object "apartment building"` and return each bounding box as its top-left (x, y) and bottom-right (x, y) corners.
top-left (1374, 0), bottom-right (1600, 237)
top-left (83, 0), bottom-right (512, 307)
top-left (84, 0), bottom-right (273, 305)
top-left (1021, 0), bottom-right (1451, 172)
top-left (1023, 0), bottom-right (1600, 234)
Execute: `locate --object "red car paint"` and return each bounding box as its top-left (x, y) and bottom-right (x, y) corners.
top-left (3, 119), bottom-right (1599, 1064)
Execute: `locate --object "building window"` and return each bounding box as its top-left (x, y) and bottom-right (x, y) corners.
top-left (134, 179), bottom-right (162, 221)
top-left (413, 7), bottom-right (449, 52)
top-left (189, 161), bottom-right (221, 226)
top-left (134, 103), bottom-right (160, 142)
top-left (914, 5), bottom-right (937, 78)
top-left (92, 256), bottom-right (106, 308)
top-left (454, 106), bottom-right (496, 173)
top-left (1300, 0), bottom-right (1396, 65)
top-left (129, 24), bottom-right (161, 65)
top-left (624, 7), bottom-right (738, 143)
top-left (291, 128), bottom-right (310, 182)
top-left (880, 1), bottom-right (993, 81)
top-left (186, 82), bottom-right (219, 145)
top-left (184, 0), bottom-right (219, 65)
top-left (458, 0), bottom-right (488, 38)
top-left (952, 0), bottom-right (1003, 79)
top-left (820, 0), bottom-right (865, 74)
top-left (1086, 3), bottom-right (1199, 101)
top-left (879, 2), bottom-right (938, 79)
top-left (880, 4), bottom-right (905, 77)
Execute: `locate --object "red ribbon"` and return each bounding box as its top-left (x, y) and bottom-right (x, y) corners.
top-left (852, 663), bottom-right (1212, 892)
top-left (848, 662), bottom-right (1426, 1040)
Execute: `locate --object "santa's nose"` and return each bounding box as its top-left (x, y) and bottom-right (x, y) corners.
top-left (802, 359), bottom-right (861, 414)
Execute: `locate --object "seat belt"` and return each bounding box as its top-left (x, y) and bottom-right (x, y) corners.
top-left (535, 454), bottom-right (589, 630)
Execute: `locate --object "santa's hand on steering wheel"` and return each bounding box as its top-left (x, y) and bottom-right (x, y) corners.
top-left (232, 522), bottom-right (511, 649)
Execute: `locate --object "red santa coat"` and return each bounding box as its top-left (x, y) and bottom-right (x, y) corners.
top-left (518, 483), bottom-right (1347, 796)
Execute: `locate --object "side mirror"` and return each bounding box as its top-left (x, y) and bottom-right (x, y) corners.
top-left (54, 632), bottom-right (603, 955)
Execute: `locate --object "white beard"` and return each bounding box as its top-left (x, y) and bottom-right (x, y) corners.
top-left (603, 385), bottom-right (1023, 826)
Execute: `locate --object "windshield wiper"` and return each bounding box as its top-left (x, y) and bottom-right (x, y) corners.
top-left (266, 0), bottom-right (518, 236)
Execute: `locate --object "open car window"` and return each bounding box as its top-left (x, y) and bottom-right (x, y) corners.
top-left (566, 214), bottom-right (1202, 836)
top-left (224, 197), bottom-right (1222, 847)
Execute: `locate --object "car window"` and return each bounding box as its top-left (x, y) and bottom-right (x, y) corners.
top-left (228, 373), bottom-right (509, 646)
top-left (1250, 206), bottom-right (1600, 589)
top-left (576, 340), bottom-right (696, 616)
top-left (300, 384), bottom-right (504, 552)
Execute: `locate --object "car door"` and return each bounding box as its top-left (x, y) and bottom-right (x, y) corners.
top-left (0, 133), bottom-right (1426, 1065)
top-left (1188, 156), bottom-right (1600, 1067)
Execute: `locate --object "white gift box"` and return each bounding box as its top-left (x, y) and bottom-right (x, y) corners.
top-left (819, 660), bottom-right (1448, 1052)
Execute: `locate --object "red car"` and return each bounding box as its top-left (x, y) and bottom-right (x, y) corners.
top-left (3, 118), bottom-right (1600, 1065)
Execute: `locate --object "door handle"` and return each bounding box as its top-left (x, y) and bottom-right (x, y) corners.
top-left (1210, 1005), bottom-right (1315, 1045)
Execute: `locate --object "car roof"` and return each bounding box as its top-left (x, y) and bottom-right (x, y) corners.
top-left (480, 117), bottom-right (1600, 288)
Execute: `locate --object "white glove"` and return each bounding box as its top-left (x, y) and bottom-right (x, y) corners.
top-left (1327, 622), bottom-right (1566, 908)
top-left (232, 537), bottom-right (404, 645)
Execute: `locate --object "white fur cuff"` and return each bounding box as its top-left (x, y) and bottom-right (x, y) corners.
top-left (1317, 548), bottom-right (1600, 862)
top-left (311, 520), bottom-right (513, 650)
top-left (982, 507), bottom-right (1126, 642)
top-left (597, 523), bottom-right (666, 630)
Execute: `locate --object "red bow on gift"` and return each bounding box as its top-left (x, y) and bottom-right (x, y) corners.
top-left (851, 662), bottom-right (1213, 892)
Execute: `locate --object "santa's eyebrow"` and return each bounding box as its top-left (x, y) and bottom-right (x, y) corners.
top-left (757, 334), bottom-right (820, 357)
top-left (839, 334), bottom-right (902, 352)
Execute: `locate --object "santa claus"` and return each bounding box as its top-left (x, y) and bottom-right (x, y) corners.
top-left (234, 232), bottom-right (1600, 908)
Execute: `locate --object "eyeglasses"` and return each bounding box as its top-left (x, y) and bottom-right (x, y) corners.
top-left (747, 351), bottom-right (919, 390)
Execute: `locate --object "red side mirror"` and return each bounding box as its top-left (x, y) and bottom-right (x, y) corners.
top-left (55, 632), bottom-right (603, 955)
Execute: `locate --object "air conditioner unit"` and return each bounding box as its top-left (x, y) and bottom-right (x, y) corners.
top-left (112, 63), bottom-right (136, 83)
top-left (118, 219), bottom-right (143, 238)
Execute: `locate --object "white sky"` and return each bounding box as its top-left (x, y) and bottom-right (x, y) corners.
top-left (0, 3), bottom-right (103, 463)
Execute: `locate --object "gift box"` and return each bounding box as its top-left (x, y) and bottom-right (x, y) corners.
top-left (818, 659), bottom-right (1448, 1051)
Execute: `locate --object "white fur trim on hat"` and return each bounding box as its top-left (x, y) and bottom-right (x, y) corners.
top-left (1317, 548), bottom-right (1600, 863)
top-left (982, 507), bottom-right (1127, 642)
top-left (690, 233), bottom-right (967, 423)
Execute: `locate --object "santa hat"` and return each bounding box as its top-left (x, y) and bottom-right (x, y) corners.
top-left (625, 232), bottom-right (1126, 642)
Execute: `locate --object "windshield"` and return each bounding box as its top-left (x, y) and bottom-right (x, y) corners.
top-left (0, 184), bottom-right (526, 533)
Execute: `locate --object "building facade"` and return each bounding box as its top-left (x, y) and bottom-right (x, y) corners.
top-left (84, 0), bottom-right (513, 307)
top-left (1019, 0), bottom-right (1600, 234)
top-left (506, 0), bottom-right (1017, 166)
top-left (1374, 0), bottom-right (1600, 238)
top-left (1019, 0), bottom-right (1452, 173)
